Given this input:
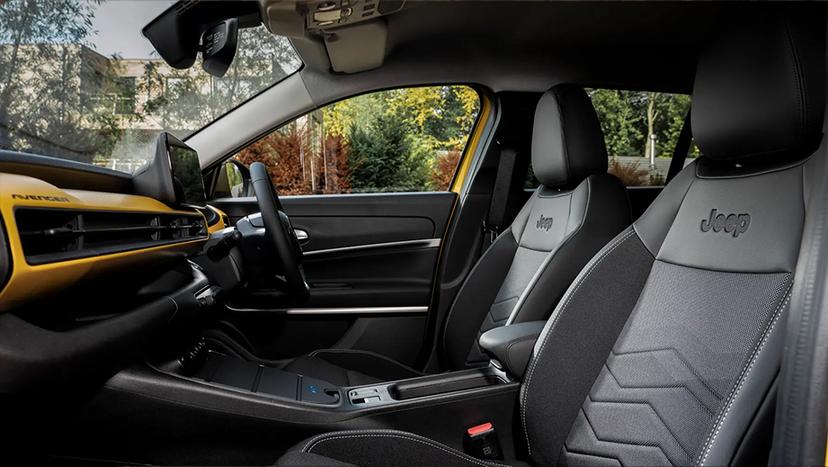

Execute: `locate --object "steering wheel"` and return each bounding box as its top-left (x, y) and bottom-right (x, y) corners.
top-left (249, 162), bottom-right (309, 303)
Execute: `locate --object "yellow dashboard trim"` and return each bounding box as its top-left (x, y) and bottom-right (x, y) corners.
top-left (0, 173), bottom-right (208, 312)
top-left (206, 205), bottom-right (229, 233)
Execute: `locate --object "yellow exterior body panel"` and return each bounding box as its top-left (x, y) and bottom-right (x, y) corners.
top-left (451, 94), bottom-right (492, 194)
top-left (0, 173), bottom-right (208, 311)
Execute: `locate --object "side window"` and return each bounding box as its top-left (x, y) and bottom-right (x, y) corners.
top-left (526, 89), bottom-right (698, 189)
top-left (230, 86), bottom-right (480, 195)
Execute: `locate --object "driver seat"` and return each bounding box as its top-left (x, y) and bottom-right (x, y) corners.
top-left (283, 83), bottom-right (632, 386)
top-left (275, 4), bottom-right (825, 466)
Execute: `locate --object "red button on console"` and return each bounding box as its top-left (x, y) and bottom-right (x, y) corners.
top-left (466, 422), bottom-right (493, 437)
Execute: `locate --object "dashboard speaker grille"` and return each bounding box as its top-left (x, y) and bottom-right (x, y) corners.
top-left (15, 208), bottom-right (207, 265)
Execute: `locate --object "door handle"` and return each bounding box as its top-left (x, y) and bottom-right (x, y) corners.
top-left (294, 229), bottom-right (309, 243)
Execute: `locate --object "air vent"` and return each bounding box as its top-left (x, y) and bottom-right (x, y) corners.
top-left (199, 207), bottom-right (220, 226)
top-left (15, 208), bottom-right (207, 265)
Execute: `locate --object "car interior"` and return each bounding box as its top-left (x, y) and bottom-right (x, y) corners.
top-left (2, 1), bottom-right (828, 466)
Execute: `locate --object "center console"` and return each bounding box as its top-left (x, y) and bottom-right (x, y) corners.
top-left (163, 348), bottom-right (512, 411)
top-left (190, 351), bottom-right (341, 405)
top-left (87, 340), bottom-right (522, 465)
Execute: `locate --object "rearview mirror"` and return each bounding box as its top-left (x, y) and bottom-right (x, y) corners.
top-left (202, 19), bottom-right (238, 77)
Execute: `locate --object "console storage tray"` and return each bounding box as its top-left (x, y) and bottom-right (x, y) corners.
top-left (388, 368), bottom-right (503, 400)
top-left (192, 351), bottom-right (340, 404)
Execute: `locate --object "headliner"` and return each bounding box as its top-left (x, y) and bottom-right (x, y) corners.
top-left (292, 1), bottom-right (729, 94)
top-left (190, 1), bottom-right (762, 165)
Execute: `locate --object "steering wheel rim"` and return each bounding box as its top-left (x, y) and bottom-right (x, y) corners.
top-left (249, 162), bottom-right (309, 303)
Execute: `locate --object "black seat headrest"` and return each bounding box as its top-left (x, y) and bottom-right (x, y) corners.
top-left (693, 5), bottom-right (826, 163)
top-left (532, 84), bottom-right (608, 187)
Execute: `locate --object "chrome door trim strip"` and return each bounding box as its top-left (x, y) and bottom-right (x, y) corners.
top-left (302, 238), bottom-right (441, 257)
top-left (225, 305), bottom-right (429, 315)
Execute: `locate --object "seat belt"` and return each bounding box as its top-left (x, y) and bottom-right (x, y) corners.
top-left (482, 147), bottom-right (518, 251)
top-left (666, 110), bottom-right (692, 183)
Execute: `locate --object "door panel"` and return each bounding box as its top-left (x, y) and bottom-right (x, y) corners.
top-left (214, 192), bottom-right (452, 230)
top-left (303, 243), bottom-right (439, 307)
top-left (216, 192), bottom-right (455, 306)
top-left (215, 192), bottom-right (455, 363)
top-left (293, 217), bottom-right (434, 253)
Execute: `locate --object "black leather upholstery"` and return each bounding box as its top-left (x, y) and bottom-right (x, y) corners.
top-left (532, 85), bottom-right (609, 187)
top-left (692, 5), bottom-right (825, 163)
top-left (524, 6), bottom-right (825, 465)
top-left (275, 5), bottom-right (826, 467)
top-left (286, 85), bottom-right (631, 384)
top-left (444, 171), bottom-right (630, 368)
top-left (478, 321), bottom-right (545, 378)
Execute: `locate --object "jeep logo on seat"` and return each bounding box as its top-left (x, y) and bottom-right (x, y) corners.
top-left (700, 209), bottom-right (751, 238)
top-left (536, 214), bottom-right (553, 231)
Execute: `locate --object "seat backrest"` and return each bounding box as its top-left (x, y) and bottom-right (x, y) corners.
top-left (519, 5), bottom-right (826, 466)
top-left (442, 85), bottom-right (631, 370)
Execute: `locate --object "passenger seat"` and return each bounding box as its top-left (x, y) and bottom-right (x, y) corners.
top-left (284, 84), bottom-right (632, 385)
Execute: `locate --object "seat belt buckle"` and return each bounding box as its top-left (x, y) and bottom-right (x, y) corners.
top-left (464, 422), bottom-right (502, 460)
top-left (482, 222), bottom-right (499, 244)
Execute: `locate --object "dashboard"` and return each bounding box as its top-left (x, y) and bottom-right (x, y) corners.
top-left (0, 133), bottom-right (230, 393)
top-left (0, 133), bottom-right (217, 311)
top-left (0, 172), bottom-right (208, 311)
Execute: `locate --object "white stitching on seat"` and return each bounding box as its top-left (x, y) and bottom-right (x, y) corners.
top-left (301, 430), bottom-right (510, 467)
top-left (519, 228), bottom-right (636, 456)
top-left (505, 178), bottom-right (591, 327)
top-left (696, 282), bottom-right (793, 466)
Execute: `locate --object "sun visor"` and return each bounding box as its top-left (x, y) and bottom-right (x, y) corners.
top-left (324, 19), bottom-right (388, 73)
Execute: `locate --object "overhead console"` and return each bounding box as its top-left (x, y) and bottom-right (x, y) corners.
top-left (143, 1), bottom-right (405, 75)
top-left (260, 0), bottom-right (405, 35)
top-left (260, 0), bottom-right (406, 73)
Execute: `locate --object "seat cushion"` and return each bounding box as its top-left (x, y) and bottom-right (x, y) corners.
top-left (282, 349), bottom-right (423, 386)
top-left (275, 429), bottom-right (513, 467)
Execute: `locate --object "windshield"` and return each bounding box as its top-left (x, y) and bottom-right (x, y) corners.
top-left (0, 0), bottom-right (302, 173)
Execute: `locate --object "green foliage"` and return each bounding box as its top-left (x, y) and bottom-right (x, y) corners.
top-left (588, 89), bottom-right (694, 159)
top-left (225, 163), bottom-right (243, 189)
top-left (0, 1), bottom-right (301, 170)
top-left (0, 0), bottom-right (123, 163)
top-left (316, 85), bottom-right (479, 193)
top-left (139, 26), bottom-right (299, 136)
top-left (588, 89), bottom-right (644, 158)
top-left (347, 112), bottom-right (429, 192)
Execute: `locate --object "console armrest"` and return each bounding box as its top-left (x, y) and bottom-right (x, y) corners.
top-left (479, 321), bottom-right (545, 378)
